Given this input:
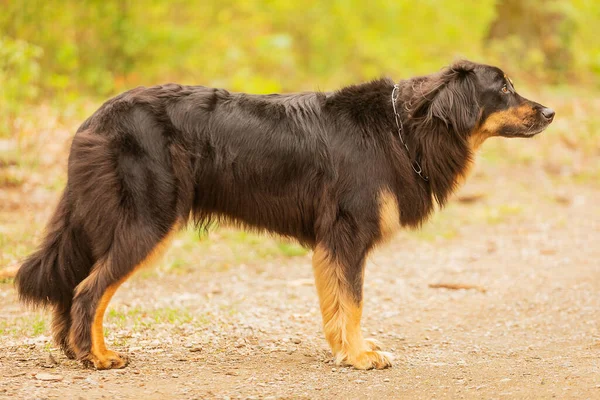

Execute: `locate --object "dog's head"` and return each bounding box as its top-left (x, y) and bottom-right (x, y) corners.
top-left (407, 60), bottom-right (554, 147)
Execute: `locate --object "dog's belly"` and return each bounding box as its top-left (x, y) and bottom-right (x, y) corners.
top-left (193, 164), bottom-right (321, 245)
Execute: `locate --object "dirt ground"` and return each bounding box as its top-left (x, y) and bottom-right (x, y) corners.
top-left (1, 142), bottom-right (600, 399)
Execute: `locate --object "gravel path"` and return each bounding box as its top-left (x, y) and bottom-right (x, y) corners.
top-left (1, 172), bottom-right (599, 399)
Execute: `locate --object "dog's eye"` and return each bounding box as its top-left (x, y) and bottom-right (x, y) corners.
top-left (501, 85), bottom-right (510, 94)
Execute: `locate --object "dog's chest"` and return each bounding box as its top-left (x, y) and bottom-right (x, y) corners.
top-left (377, 190), bottom-right (401, 243)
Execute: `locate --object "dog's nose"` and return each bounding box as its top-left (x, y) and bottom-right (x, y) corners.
top-left (541, 107), bottom-right (555, 121)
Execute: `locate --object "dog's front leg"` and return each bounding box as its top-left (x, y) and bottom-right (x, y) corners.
top-left (312, 244), bottom-right (393, 369)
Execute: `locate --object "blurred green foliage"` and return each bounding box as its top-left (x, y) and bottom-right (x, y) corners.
top-left (1, 0), bottom-right (599, 137)
top-left (0, 36), bottom-right (41, 134)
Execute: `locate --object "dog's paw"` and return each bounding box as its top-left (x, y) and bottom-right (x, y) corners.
top-left (84, 349), bottom-right (129, 370)
top-left (335, 339), bottom-right (393, 370)
top-left (338, 349), bottom-right (393, 370)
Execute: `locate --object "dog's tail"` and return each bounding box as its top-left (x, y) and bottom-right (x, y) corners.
top-left (15, 190), bottom-right (94, 308)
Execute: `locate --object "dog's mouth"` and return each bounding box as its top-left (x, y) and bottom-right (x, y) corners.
top-left (510, 122), bottom-right (550, 138)
top-left (519, 107), bottom-right (555, 137)
top-left (500, 115), bottom-right (554, 138)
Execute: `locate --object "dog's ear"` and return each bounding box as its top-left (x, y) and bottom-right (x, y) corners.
top-left (429, 63), bottom-right (479, 136)
top-left (411, 61), bottom-right (479, 137)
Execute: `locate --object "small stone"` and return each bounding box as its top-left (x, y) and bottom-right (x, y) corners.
top-left (41, 359), bottom-right (57, 368)
top-left (189, 346), bottom-right (203, 353)
top-left (35, 372), bottom-right (63, 381)
top-left (383, 378), bottom-right (390, 382)
top-left (354, 379), bottom-right (366, 384)
top-left (84, 377), bottom-right (98, 385)
top-left (172, 373), bottom-right (179, 378)
top-left (331, 368), bottom-right (337, 372)
top-left (46, 353), bottom-right (58, 365)
top-left (291, 337), bottom-right (302, 344)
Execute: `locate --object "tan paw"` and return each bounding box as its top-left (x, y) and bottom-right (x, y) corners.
top-left (344, 350), bottom-right (393, 370)
top-left (85, 349), bottom-right (129, 370)
top-left (334, 341), bottom-right (394, 370)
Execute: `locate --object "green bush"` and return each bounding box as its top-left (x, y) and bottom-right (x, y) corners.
top-left (0, 36), bottom-right (41, 137)
top-left (0, 0), bottom-right (598, 137)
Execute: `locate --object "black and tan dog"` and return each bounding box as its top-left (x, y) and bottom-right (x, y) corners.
top-left (16, 60), bottom-right (554, 370)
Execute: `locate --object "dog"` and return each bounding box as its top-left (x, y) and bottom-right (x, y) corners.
top-left (15, 60), bottom-right (554, 370)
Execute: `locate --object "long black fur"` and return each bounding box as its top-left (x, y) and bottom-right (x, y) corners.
top-left (15, 59), bottom-right (553, 365)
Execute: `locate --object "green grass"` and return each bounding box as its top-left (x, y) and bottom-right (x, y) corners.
top-left (405, 200), bottom-right (526, 242)
top-left (0, 305), bottom-right (207, 340)
top-left (31, 317), bottom-right (46, 335)
top-left (150, 307), bottom-right (194, 324)
top-left (106, 305), bottom-right (203, 333)
top-left (409, 211), bottom-right (460, 242)
top-left (214, 229), bottom-right (308, 260)
top-left (0, 313), bottom-right (49, 338)
top-left (0, 227), bottom-right (41, 269)
top-left (276, 241), bottom-right (309, 257)
top-left (152, 226), bottom-right (309, 278)
top-left (483, 204), bottom-right (523, 225)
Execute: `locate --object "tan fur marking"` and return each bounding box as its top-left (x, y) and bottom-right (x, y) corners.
top-left (451, 134), bottom-right (483, 189)
top-left (378, 189), bottom-right (401, 243)
top-left (85, 223), bottom-right (181, 369)
top-left (455, 134), bottom-right (486, 187)
top-left (469, 129), bottom-right (489, 152)
top-left (312, 245), bottom-right (392, 369)
top-left (457, 104), bottom-right (533, 189)
top-left (477, 104), bottom-right (536, 137)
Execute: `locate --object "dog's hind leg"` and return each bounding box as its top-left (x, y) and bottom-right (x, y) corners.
top-left (52, 301), bottom-right (76, 359)
top-left (312, 243), bottom-right (393, 370)
top-left (69, 222), bottom-right (179, 369)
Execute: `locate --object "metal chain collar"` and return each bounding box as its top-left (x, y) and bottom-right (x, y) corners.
top-left (391, 84), bottom-right (428, 182)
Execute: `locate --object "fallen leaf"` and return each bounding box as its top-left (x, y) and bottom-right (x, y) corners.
top-left (428, 283), bottom-right (487, 293)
